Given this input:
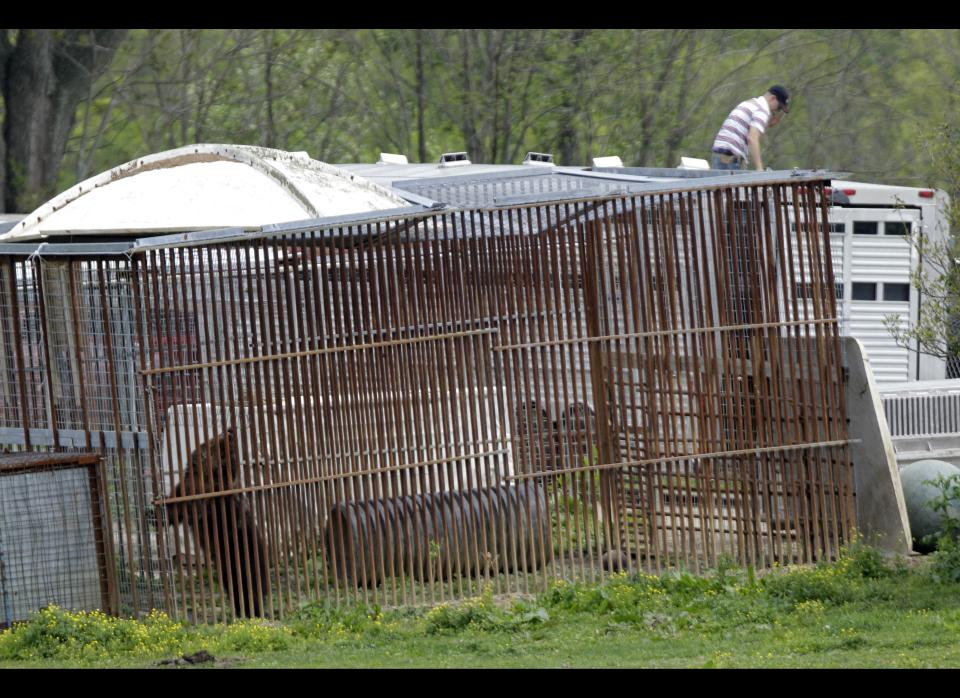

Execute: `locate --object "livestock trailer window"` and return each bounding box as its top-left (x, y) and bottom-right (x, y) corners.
top-left (885, 221), bottom-right (911, 236)
top-left (852, 282), bottom-right (878, 301)
top-left (829, 222), bottom-right (846, 234)
top-left (883, 283), bottom-right (911, 302)
top-left (853, 221), bottom-right (879, 235)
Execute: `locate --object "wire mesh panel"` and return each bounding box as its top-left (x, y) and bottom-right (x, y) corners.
top-left (0, 259), bottom-right (46, 438)
top-left (0, 256), bottom-right (162, 618)
top-left (0, 452), bottom-right (116, 626)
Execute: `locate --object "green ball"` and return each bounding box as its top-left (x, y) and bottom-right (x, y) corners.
top-left (899, 459), bottom-right (960, 552)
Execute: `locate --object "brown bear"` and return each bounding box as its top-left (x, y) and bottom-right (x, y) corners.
top-left (164, 426), bottom-right (270, 618)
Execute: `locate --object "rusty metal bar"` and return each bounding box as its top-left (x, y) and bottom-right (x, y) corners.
top-left (242, 241), bottom-right (280, 612)
top-left (147, 249), bottom-right (192, 619)
top-left (7, 258), bottom-right (31, 448)
top-left (96, 260), bottom-right (143, 615)
top-left (141, 326), bottom-right (501, 376)
top-left (32, 257), bottom-right (60, 449)
top-left (492, 317), bottom-right (840, 352)
top-left (130, 255), bottom-right (175, 617)
top-left (0, 177), bottom-right (853, 622)
top-left (503, 439), bottom-right (857, 481)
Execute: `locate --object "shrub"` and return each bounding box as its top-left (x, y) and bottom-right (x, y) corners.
top-left (424, 585), bottom-right (549, 634)
top-left (425, 587), bottom-right (503, 633)
top-left (291, 601), bottom-right (375, 637)
top-left (217, 619), bottom-right (295, 652)
top-left (0, 606), bottom-right (185, 661)
top-left (288, 600), bottom-right (406, 640)
top-left (929, 535), bottom-right (960, 583)
top-left (540, 572), bottom-right (669, 624)
top-left (760, 542), bottom-right (896, 606)
top-left (842, 539), bottom-right (897, 580)
top-left (927, 474), bottom-right (960, 583)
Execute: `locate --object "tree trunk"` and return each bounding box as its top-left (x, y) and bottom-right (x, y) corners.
top-left (2, 29), bottom-right (126, 213)
top-left (557, 30), bottom-right (589, 166)
top-left (415, 29), bottom-right (427, 163)
top-left (0, 31), bottom-right (10, 210)
top-left (264, 30), bottom-right (276, 149)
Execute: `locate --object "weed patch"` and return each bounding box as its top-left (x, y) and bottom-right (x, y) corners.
top-left (0, 607), bottom-right (185, 662)
top-left (424, 585), bottom-right (550, 634)
top-left (1, 543), bottom-right (958, 668)
top-left (761, 542), bottom-right (901, 607)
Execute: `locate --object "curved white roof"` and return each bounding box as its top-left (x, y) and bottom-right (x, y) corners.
top-left (1, 144), bottom-right (411, 242)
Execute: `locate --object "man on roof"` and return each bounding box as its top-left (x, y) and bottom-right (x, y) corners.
top-left (711, 85), bottom-right (789, 171)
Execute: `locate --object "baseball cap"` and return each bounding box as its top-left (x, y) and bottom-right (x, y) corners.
top-left (769, 85), bottom-right (790, 112)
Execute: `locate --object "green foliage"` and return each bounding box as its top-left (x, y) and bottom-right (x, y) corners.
top-left (288, 600), bottom-right (402, 639)
top-left (424, 584), bottom-right (550, 634)
top-left (926, 473), bottom-right (960, 538)
top-left (218, 619), bottom-right (295, 652)
top-left (761, 542), bottom-right (899, 606)
top-left (41, 28), bottom-right (960, 198)
top-left (538, 544), bottom-right (903, 642)
top-left (540, 560), bottom-right (778, 637)
top-left (550, 471), bottom-right (603, 556)
top-left (5, 546), bottom-right (960, 668)
top-left (0, 607), bottom-right (185, 661)
top-left (926, 473), bottom-right (960, 583)
top-left (842, 540), bottom-right (894, 580)
top-left (930, 535), bottom-right (960, 584)
top-left (8, 29), bottom-right (960, 215)
top-left (885, 117), bottom-right (960, 359)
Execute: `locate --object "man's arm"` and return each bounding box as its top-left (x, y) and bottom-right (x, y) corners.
top-left (747, 126), bottom-right (763, 170)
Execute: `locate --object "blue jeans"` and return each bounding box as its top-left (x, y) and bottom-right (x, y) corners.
top-left (712, 153), bottom-right (742, 170)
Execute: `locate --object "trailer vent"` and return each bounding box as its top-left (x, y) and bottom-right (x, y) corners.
top-left (591, 156), bottom-right (624, 169)
top-left (523, 152), bottom-right (554, 165)
top-left (378, 152), bottom-right (408, 165)
top-left (439, 152), bottom-right (471, 168)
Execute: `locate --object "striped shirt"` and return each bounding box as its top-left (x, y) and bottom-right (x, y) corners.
top-left (712, 96), bottom-right (771, 160)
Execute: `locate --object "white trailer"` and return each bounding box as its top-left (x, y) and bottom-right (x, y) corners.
top-left (824, 180), bottom-right (950, 382)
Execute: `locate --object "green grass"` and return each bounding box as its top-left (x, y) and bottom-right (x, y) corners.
top-left (3, 544), bottom-right (960, 668)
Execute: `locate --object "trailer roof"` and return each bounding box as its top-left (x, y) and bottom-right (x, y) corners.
top-left (340, 162), bottom-right (842, 209)
top-left (0, 145), bottom-right (411, 243)
top-left (0, 168), bottom-right (842, 256)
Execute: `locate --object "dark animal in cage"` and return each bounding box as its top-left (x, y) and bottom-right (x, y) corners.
top-left (558, 401), bottom-right (599, 500)
top-left (560, 401), bottom-right (597, 463)
top-left (513, 400), bottom-right (557, 473)
top-left (325, 481), bottom-right (550, 588)
top-left (163, 427), bottom-right (271, 618)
